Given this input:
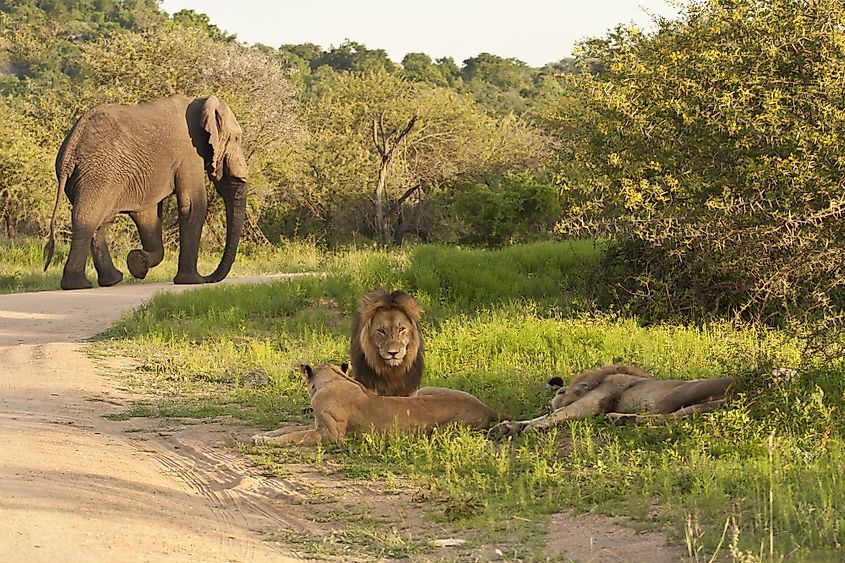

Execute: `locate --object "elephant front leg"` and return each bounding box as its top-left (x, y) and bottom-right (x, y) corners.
top-left (127, 205), bottom-right (165, 280)
top-left (91, 222), bottom-right (123, 287)
top-left (173, 188), bottom-right (206, 285)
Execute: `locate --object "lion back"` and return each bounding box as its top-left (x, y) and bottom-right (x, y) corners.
top-left (350, 288), bottom-right (424, 397)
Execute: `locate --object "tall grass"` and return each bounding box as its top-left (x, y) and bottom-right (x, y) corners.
top-left (99, 240), bottom-right (845, 560)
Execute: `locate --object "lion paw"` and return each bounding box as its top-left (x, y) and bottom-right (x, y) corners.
top-left (607, 413), bottom-right (642, 425)
top-left (487, 420), bottom-right (527, 440)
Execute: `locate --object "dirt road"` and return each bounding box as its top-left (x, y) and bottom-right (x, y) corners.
top-left (0, 278), bottom-right (301, 562)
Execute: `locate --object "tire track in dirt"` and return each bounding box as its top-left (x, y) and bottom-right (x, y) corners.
top-left (144, 437), bottom-right (308, 531)
top-left (0, 278), bottom-right (302, 562)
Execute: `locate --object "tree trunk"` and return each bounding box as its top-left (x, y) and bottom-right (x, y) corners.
top-left (375, 158), bottom-right (389, 247)
top-left (371, 113), bottom-right (417, 248)
top-left (4, 213), bottom-right (14, 240)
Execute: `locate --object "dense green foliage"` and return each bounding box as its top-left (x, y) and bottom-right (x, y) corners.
top-left (0, 1), bottom-right (565, 249)
top-left (4, 0), bottom-right (844, 335)
top-left (0, 0), bottom-right (841, 392)
top-left (554, 0), bottom-right (845, 334)
top-left (101, 242), bottom-right (845, 559)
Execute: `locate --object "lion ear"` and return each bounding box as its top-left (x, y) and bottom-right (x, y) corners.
top-left (340, 362), bottom-right (349, 374)
top-left (299, 364), bottom-right (314, 380)
top-left (547, 376), bottom-right (564, 389)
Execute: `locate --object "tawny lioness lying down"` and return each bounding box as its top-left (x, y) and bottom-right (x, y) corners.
top-left (491, 364), bottom-right (733, 436)
top-left (252, 364), bottom-right (499, 446)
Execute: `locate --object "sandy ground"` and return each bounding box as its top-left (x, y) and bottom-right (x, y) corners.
top-left (0, 277), bottom-right (300, 562)
top-left (0, 275), bottom-right (687, 562)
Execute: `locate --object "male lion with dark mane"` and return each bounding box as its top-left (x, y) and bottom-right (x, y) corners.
top-left (491, 364), bottom-right (733, 437)
top-left (349, 288), bottom-right (424, 396)
top-left (252, 364), bottom-right (499, 446)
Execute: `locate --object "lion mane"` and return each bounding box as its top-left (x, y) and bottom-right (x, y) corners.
top-left (349, 288), bottom-right (424, 397)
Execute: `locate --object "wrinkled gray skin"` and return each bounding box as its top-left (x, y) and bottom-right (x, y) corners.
top-left (44, 94), bottom-right (249, 290)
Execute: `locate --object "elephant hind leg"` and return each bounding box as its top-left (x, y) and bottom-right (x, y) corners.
top-left (61, 219), bottom-right (95, 291)
top-left (127, 205), bottom-right (165, 280)
top-left (91, 222), bottom-right (123, 287)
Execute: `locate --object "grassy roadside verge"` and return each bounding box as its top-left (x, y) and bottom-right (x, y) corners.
top-left (0, 237), bottom-right (324, 294)
top-left (95, 240), bottom-right (845, 560)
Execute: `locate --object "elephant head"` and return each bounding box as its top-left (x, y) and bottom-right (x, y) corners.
top-left (200, 95), bottom-right (249, 283)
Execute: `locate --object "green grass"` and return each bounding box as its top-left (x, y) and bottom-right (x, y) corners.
top-left (95, 240), bottom-right (845, 560)
top-left (0, 236), bottom-right (324, 294)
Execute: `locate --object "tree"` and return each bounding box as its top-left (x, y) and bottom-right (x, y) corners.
top-left (402, 52), bottom-right (450, 87)
top-left (170, 9), bottom-right (235, 42)
top-left (267, 70), bottom-right (549, 245)
top-left (311, 40), bottom-right (394, 73)
top-left (461, 53), bottom-right (531, 89)
top-left (279, 43), bottom-right (323, 64)
top-left (0, 97), bottom-right (53, 237)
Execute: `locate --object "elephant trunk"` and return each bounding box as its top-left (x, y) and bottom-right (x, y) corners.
top-left (205, 181), bottom-right (247, 283)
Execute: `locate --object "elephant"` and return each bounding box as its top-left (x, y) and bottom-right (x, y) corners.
top-left (43, 94), bottom-right (249, 290)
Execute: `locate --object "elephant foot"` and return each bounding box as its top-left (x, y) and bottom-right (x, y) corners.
top-left (60, 272), bottom-right (93, 291)
top-left (97, 269), bottom-right (124, 287)
top-left (127, 250), bottom-right (149, 279)
top-left (173, 271), bottom-right (205, 285)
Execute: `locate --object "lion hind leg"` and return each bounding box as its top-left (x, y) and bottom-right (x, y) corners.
top-left (261, 426), bottom-right (296, 438)
top-left (668, 398), bottom-right (727, 418)
top-left (316, 411), bottom-right (348, 444)
top-left (652, 377), bottom-right (734, 414)
top-left (608, 398), bottom-right (728, 425)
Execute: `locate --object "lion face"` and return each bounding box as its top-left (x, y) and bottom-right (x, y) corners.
top-left (367, 308), bottom-right (414, 367)
top-left (351, 287), bottom-right (424, 396)
top-left (552, 383), bottom-right (590, 409)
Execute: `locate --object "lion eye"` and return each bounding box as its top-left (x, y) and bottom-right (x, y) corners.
top-left (398, 327), bottom-right (406, 333)
top-left (377, 329), bottom-right (386, 336)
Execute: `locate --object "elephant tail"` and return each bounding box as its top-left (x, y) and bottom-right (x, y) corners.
top-left (43, 168), bottom-right (68, 272)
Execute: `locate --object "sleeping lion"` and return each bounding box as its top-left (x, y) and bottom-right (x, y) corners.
top-left (252, 363), bottom-right (499, 446)
top-left (491, 364), bottom-right (733, 437)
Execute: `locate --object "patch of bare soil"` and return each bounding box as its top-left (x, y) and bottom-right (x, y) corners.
top-left (545, 510), bottom-right (686, 562)
top-left (117, 418), bottom-right (469, 561)
top-left (0, 279), bottom-right (302, 562)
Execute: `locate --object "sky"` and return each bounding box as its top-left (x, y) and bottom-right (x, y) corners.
top-left (159, 1), bottom-right (682, 67)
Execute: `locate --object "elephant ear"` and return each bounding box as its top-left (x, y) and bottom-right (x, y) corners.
top-left (201, 95), bottom-right (225, 181)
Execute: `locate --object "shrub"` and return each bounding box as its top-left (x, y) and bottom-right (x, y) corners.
top-left (554, 0), bottom-right (845, 341)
